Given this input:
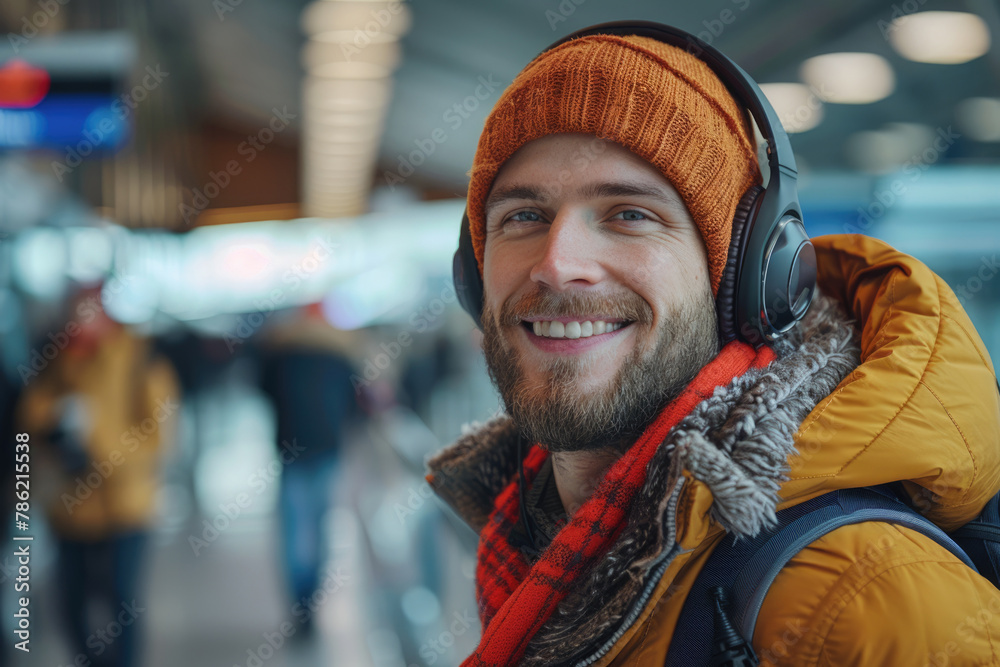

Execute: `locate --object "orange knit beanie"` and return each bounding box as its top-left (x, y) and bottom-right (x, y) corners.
top-left (466, 33), bottom-right (762, 296)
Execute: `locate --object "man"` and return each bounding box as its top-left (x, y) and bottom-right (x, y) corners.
top-left (426, 28), bottom-right (1000, 667)
top-left (257, 302), bottom-right (359, 636)
top-left (18, 286), bottom-right (179, 667)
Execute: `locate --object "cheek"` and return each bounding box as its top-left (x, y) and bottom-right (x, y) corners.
top-left (483, 242), bottom-right (515, 313)
top-left (630, 245), bottom-right (711, 314)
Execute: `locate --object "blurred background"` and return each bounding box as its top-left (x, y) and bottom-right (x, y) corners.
top-left (0, 0), bottom-right (998, 665)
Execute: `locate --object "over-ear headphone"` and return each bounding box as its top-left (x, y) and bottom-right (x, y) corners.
top-left (452, 20), bottom-right (817, 346)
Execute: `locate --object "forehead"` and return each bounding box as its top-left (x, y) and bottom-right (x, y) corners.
top-left (495, 133), bottom-right (651, 178)
top-left (485, 133), bottom-right (688, 217)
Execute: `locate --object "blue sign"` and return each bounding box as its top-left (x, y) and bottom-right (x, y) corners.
top-left (0, 94), bottom-right (130, 151)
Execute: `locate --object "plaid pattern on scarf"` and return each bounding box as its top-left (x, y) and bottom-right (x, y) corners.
top-left (465, 340), bottom-right (776, 666)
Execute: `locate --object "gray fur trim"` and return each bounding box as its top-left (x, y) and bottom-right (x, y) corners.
top-left (426, 291), bottom-right (861, 665)
top-left (426, 414), bottom-right (521, 533)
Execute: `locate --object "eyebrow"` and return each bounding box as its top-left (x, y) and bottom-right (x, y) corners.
top-left (484, 180), bottom-right (687, 218)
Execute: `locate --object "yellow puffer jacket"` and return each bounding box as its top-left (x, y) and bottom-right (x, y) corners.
top-left (602, 235), bottom-right (1000, 666)
top-left (18, 327), bottom-right (180, 539)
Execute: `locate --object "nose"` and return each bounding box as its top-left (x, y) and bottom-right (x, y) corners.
top-left (528, 211), bottom-right (604, 291)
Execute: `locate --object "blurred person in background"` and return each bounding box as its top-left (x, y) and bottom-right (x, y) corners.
top-left (17, 285), bottom-right (180, 667)
top-left (426, 24), bottom-right (1000, 666)
top-left (257, 302), bottom-right (360, 638)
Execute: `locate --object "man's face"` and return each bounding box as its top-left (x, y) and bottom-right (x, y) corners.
top-left (481, 133), bottom-right (720, 453)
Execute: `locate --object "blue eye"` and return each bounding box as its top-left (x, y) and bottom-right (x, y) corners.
top-left (507, 210), bottom-right (542, 223)
top-left (613, 209), bottom-right (649, 221)
top-left (501, 211), bottom-right (542, 225)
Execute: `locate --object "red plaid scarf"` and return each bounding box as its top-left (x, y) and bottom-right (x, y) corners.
top-left (465, 340), bottom-right (776, 666)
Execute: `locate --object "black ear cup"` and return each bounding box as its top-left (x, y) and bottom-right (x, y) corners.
top-left (717, 185), bottom-right (764, 345)
top-left (453, 209), bottom-right (484, 330)
top-left (759, 215), bottom-right (816, 336)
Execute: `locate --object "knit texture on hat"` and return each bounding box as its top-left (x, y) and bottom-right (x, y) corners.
top-left (467, 34), bottom-right (762, 296)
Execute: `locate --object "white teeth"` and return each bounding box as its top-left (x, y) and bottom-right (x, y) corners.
top-left (528, 319), bottom-right (626, 339)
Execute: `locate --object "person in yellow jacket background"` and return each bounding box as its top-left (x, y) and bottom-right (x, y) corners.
top-left (425, 23), bottom-right (1000, 666)
top-left (18, 284), bottom-right (180, 667)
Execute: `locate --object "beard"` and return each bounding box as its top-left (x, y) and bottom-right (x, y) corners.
top-left (482, 284), bottom-right (719, 454)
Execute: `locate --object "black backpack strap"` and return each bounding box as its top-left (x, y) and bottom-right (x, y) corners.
top-left (952, 490), bottom-right (1000, 586)
top-left (665, 485), bottom-right (977, 666)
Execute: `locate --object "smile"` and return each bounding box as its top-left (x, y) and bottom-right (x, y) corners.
top-left (525, 319), bottom-right (629, 339)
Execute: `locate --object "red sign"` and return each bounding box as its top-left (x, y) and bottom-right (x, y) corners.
top-left (0, 60), bottom-right (51, 108)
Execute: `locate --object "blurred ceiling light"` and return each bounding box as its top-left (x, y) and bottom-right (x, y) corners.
top-left (313, 61), bottom-right (394, 79)
top-left (310, 112), bottom-right (385, 127)
top-left (102, 274), bottom-right (158, 325)
top-left (758, 83), bottom-right (824, 133)
top-left (311, 29), bottom-right (397, 44)
top-left (308, 128), bottom-right (383, 144)
top-left (956, 97), bottom-right (1000, 142)
top-left (307, 183), bottom-right (378, 194)
top-left (307, 169), bottom-right (374, 178)
top-left (302, 1), bottom-right (409, 218)
top-left (303, 34), bottom-right (400, 70)
top-left (65, 227), bottom-right (114, 283)
top-left (800, 53), bottom-right (895, 104)
top-left (888, 11), bottom-right (990, 64)
top-left (215, 243), bottom-right (273, 282)
top-left (308, 132), bottom-right (388, 154)
top-left (308, 189), bottom-right (375, 201)
top-left (13, 228), bottom-right (67, 299)
top-left (306, 166), bottom-right (375, 176)
top-left (883, 122), bottom-right (936, 150)
top-left (302, 1), bottom-right (412, 38)
top-left (845, 122), bottom-right (936, 173)
top-left (303, 77), bottom-right (392, 109)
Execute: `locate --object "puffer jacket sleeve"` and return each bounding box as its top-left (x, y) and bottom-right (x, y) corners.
top-left (753, 521), bottom-right (1000, 666)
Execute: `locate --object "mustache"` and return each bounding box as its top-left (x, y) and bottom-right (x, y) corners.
top-left (497, 287), bottom-right (654, 327)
